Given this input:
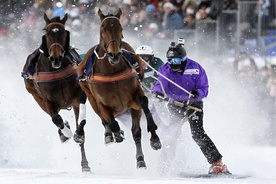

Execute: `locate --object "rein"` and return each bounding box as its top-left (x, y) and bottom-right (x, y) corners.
top-left (32, 64), bottom-right (77, 82)
top-left (142, 60), bottom-right (202, 118)
top-left (142, 60), bottom-right (194, 97)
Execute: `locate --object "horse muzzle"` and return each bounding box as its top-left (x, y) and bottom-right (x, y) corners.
top-left (49, 55), bottom-right (63, 69)
top-left (107, 52), bottom-right (122, 65)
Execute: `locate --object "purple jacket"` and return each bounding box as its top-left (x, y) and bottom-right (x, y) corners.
top-left (152, 58), bottom-right (209, 102)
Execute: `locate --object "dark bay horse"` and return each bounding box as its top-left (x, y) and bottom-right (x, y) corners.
top-left (77, 8), bottom-right (162, 168)
top-left (22, 13), bottom-right (90, 172)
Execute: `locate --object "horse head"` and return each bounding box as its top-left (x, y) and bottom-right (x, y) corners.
top-left (43, 13), bottom-right (69, 69)
top-left (98, 8), bottom-right (123, 65)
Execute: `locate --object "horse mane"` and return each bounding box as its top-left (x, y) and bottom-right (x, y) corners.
top-left (50, 16), bottom-right (62, 22)
top-left (107, 13), bottom-right (115, 17)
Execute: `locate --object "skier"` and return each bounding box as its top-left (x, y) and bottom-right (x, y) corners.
top-left (135, 45), bottom-right (164, 94)
top-left (152, 39), bottom-right (230, 174)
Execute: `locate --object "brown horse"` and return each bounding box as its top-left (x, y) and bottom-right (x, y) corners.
top-left (77, 8), bottom-right (162, 168)
top-left (22, 13), bottom-right (90, 172)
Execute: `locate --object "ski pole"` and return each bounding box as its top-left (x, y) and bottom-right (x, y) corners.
top-left (142, 59), bottom-right (194, 97)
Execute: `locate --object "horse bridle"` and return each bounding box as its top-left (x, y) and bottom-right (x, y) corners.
top-left (45, 22), bottom-right (66, 60)
top-left (99, 16), bottom-right (122, 58)
top-left (48, 43), bottom-right (65, 59)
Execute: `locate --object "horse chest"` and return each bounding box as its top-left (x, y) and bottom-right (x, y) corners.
top-left (37, 80), bottom-right (77, 105)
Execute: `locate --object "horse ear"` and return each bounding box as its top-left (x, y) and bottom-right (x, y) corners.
top-left (65, 31), bottom-right (70, 53)
top-left (61, 13), bottom-right (68, 25)
top-left (44, 13), bottom-right (50, 24)
top-left (116, 8), bottom-right (122, 19)
top-left (97, 8), bottom-right (105, 21)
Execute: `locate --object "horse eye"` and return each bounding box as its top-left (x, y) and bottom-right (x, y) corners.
top-left (52, 28), bottom-right (59, 33)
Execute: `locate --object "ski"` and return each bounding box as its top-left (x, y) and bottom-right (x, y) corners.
top-left (178, 172), bottom-right (251, 179)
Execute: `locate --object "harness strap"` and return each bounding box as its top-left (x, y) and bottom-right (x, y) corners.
top-left (88, 68), bottom-right (137, 83)
top-left (32, 64), bottom-right (77, 82)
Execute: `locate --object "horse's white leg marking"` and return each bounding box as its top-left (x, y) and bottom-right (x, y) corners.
top-left (78, 103), bottom-right (86, 125)
top-left (61, 121), bottom-right (73, 138)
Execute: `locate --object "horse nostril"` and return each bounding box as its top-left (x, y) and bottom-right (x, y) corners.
top-left (49, 56), bottom-right (55, 62)
top-left (116, 52), bottom-right (122, 57)
top-left (57, 56), bottom-right (63, 61)
top-left (107, 52), bottom-right (114, 59)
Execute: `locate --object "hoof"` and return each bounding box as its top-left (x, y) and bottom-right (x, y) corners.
top-left (82, 166), bottom-right (91, 172)
top-left (150, 138), bottom-right (162, 150)
top-left (74, 133), bottom-right (85, 144)
top-left (59, 133), bottom-right (70, 143)
top-left (114, 130), bottom-right (125, 143)
top-left (61, 121), bottom-right (73, 138)
top-left (137, 160), bottom-right (147, 169)
top-left (105, 134), bottom-right (115, 145)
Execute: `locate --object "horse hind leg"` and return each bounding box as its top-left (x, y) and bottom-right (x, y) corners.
top-left (109, 119), bottom-right (125, 143)
top-left (138, 95), bottom-right (162, 150)
top-left (103, 119), bottom-right (124, 144)
top-left (131, 109), bottom-right (146, 169)
top-left (103, 121), bottom-right (115, 145)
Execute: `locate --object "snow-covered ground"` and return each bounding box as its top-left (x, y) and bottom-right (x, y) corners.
top-left (1, 35), bottom-right (276, 184)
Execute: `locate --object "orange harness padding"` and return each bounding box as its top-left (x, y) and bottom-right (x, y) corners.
top-left (33, 64), bottom-right (77, 82)
top-left (88, 68), bottom-right (137, 83)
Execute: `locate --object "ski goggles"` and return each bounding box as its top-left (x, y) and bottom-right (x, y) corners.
top-left (167, 57), bottom-right (187, 65)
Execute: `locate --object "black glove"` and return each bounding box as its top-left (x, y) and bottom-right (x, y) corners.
top-left (190, 90), bottom-right (198, 99)
top-left (155, 92), bottom-right (169, 101)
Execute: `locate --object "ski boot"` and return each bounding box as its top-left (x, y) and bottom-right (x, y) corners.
top-left (208, 159), bottom-right (231, 174)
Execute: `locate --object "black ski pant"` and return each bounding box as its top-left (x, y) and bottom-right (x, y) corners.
top-left (167, 100), bottom-right (222, 164)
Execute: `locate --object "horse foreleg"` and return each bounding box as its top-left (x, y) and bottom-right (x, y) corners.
top-left (73, 90), bottom-right (87, 144)
top-left (52, 113), bottom-right (73, 142)
top-left (76, 121), bottom-right (91, 173)
top-left (108, 118), bottom-right (124, 143)
top-left (79, 143), bottom-right (91, 172)
top-left (138, 95), bottom-right (162, 150)
top-left (97, 104), bottom-right (124, 143)
top-left (130, 109), bottom-right (146, 169)
top-left (73, 104), bottom-right (86, 144)
top-left (102, 119), bottom-right (124, 144)
top-left (102, 120), bottom-right (114, 145)
top-left (72, 93), bottom-right (91, 172)
top-left (25, 81), bottom-right (48, 113)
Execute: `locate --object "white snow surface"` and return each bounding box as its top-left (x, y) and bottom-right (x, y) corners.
top-left (1, 35), bottom-right (276, 184)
